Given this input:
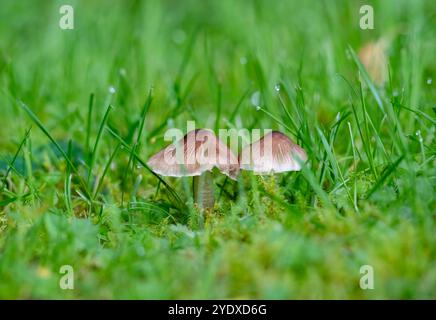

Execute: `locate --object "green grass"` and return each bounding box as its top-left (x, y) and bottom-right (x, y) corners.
top-left (0, 0), bottom-right (435, 299)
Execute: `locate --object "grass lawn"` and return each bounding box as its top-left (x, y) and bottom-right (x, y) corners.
top-left (0, 0), bottom-right (435, 299)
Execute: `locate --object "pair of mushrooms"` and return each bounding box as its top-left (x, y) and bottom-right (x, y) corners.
top-left (147, 129), bottom-right (307, 209)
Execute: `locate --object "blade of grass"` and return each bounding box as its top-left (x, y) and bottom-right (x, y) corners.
top-left (316, 126), bottom-right (339, 179)
top-left (347, 122), bottom-right (359, 213)
top-left (121, 90), bottom-right (153, 206)
top-left (128, 201), bottom-right (177, 224)
top-left (257, 106), bottom-right (296, 136)
top-left (398, 103), bottom-right (436, 125)
top-left (19, 101), bottom-right (92, 200)
top-left (94, 143), bottom-right (121, 199)
top-left (64, 140), bottom-right (73, 215)
top-left (229, 88), bottom-right (250, 124)
top-left (350, 100), bottom-right (378, 179)
top-left (0, 196), bottom-right (19, 207)
top-left (214, 83), bottom-right (222, 133)
top-left (299, 161), bottom-right (335, 210)
top-left (349, 45), bottom-right (408, 157)
top-left (85, 93), bottom-right (95, 156)
top-left (3, 127), bottom-right (31, 184)
top-left (348, 46), bottom-right (385, 114)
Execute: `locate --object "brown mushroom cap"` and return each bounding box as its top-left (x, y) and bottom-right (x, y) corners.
top-left (147, 129), bottom-right (239, 180)
top-left (239, 131), bottom-right (307, 174)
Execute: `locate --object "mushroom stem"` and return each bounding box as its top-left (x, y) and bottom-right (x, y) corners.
top-left (193, 171), bottom-right (215, 209)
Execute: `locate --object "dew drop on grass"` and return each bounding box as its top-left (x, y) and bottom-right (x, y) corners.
top-left (274, 84), bottom-right (280, 92)
top-left (240, 56), bottom-right (247, 65)
top-left (108, 86), bottom-right (116, 94)
top-left (416, 130), bottom-right (423, 142)
top-left (427, 78), bottom-right (432, 85)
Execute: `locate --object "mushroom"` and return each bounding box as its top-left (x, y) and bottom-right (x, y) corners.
top-left (239, 131), bottom-right (307, 174)
top-left (147, 129), bottom-right (239, 209)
